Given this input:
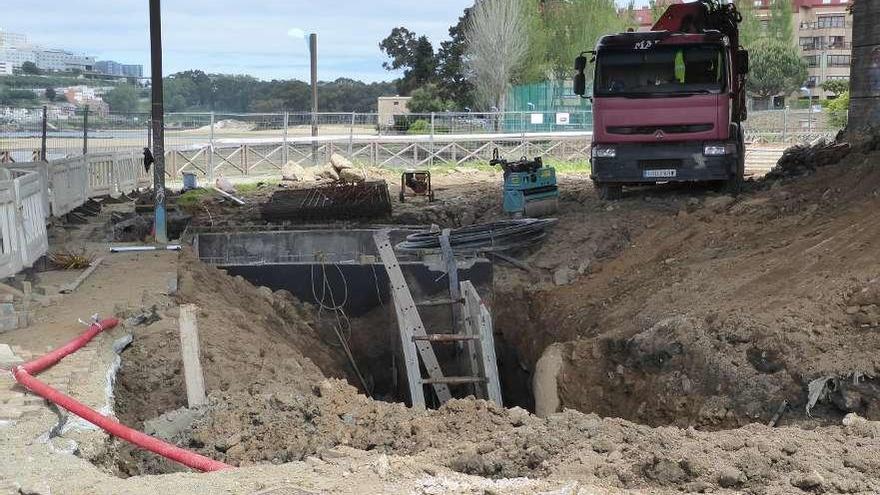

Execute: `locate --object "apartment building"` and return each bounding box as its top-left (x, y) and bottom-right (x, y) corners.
top-left (752, 0), bottom-right (851, 100)
top-left (630, 1), bottom-right (852, 101)
top-left (0, 27), bottom-right (95, 73)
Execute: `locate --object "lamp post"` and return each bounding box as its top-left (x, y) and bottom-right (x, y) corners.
top-left (800, 87), bottom-right (814, 133)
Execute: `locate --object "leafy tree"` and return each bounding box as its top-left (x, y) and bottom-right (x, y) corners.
top-left (436, 8), bottom-right (475, 109)
top-left (820, 79), bottom-right (849, 97)
top-left (466, 0), bottom-right (529, 111)
top-left (408, 84), bottom-right (455, 113)
top-left (103, 85), bottom-right (139, 112)
top-left (21, 62), bottom-right (41, 75)
top-left (767, 0), bottom-right (794, 43)
top-left (746, 38), bottom-right (807, 98)
top-left (825, 90), bottom-right (849, 128)
top-left (379, 27), bottom-right (437, 95)
top-left (735, 0), bottom-right (764, 49)
top-left (538, 0), bottom-right (624, 81)
top-left (45, 86), bottom-right (56, 100)
top-left (648, 0), bottom-right (667, 24)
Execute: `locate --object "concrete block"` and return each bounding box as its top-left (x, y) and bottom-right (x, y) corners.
top-left (0, 303), bottom-right (14, 317)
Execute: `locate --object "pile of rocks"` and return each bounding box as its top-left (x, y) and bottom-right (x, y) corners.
top-left (281, 154), bottom-right (381, 184)
top-left (765, 138), bottom-right (852, 180)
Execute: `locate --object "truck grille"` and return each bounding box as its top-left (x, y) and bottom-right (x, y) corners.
top-left (607, 124), bottom-right (713, 135)
top-left (639, 159), bottom-right (682, 170)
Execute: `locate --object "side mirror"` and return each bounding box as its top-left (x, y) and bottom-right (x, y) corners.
top-left (574, 55), bottom-right (588, 96)
top-left (574, 73), bottom-right (587, 96)
top-left (737, 49), bottom-right (749, 75)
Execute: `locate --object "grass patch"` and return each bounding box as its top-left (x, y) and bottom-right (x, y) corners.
top-left (177, 188), bottom-right (215, 210)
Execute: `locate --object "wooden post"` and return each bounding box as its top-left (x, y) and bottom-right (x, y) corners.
top-left (178, 304), bottom-right (206, 407)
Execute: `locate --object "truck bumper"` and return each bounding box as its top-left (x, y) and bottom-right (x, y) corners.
top-left (590, 141), bottom-right (739, 184)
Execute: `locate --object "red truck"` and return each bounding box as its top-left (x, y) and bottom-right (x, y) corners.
top-left (574, 0), bottom-right (749, 199)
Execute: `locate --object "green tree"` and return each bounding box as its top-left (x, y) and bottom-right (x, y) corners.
top-left (21, 61), bottom-right (41, 75)
top-left (408, 83), bottom-right (455, 113)
top-left (45, 86), bottom-right (56, 100)
top-left (436, 7), bottom-right (475, 109)
top-left (735, 0), bottom-right (764, 49)
top-left (379, 27), bottom-right (437, 95)
top-left (820, 79), bottom-right (849, 97)
top-left (103, 85), bottom-right (139, 112)
top-left (538, 0), bottom-right (625, 82)
top-left (746, 38), bottom-right (808, 98)
top-left (648, 0), bottom-right (666, 24)
top-left (825, 90), bottom-right (849, 128)
top-left (767, 0), bottom-right (794, 43)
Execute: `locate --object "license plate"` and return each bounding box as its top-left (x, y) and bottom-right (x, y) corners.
top-left (643, 169), bottom-right (677, 178)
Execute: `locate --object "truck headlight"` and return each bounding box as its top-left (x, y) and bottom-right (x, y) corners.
top-left (703, 142), bottom-right (735, 156)
top-left (592, 145), bottom-right (617, 158)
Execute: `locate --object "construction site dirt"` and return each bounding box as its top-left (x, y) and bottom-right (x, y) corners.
top-left (5, 135), bottom-right (880, 494)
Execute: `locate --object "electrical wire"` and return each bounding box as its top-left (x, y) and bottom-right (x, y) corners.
top-left (396, 218), bottom-right (558, 253)
top-left (309, 254), bottom-right (371, 397)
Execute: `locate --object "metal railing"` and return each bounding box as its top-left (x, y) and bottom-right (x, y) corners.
top-left (2, 107), bottom-right (844, 166)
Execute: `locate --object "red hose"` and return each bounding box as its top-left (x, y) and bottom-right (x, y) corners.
top-left (11, 318), bottom-right (231, 472)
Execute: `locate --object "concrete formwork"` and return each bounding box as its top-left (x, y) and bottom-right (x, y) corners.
top-left (848, 0), bottom-right (880, 129)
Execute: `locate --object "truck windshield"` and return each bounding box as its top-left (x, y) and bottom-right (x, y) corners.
top-left (594, 44), bottom-right (726, 97)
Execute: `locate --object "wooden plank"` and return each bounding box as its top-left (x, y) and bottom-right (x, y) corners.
top-left (178, 304), bottom-right (207, 407)
top-left (373, 230), bottom-right (451, 407)
top-left (59, 256), bottom-right (104, 294)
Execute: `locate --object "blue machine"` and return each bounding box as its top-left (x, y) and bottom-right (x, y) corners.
top-left (490, 148), bottom-right (559, 217)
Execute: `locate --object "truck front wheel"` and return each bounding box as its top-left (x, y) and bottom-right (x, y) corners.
top-left (596, 183), bottom-right (622, 200)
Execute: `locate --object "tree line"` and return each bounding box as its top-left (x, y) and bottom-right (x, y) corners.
top-left (380, 0), bottom-right (630, 112)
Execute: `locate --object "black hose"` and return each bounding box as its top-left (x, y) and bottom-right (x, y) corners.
top-left (396, 218), bottom-right (558, 253)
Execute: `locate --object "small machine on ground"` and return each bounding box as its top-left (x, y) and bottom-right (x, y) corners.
top-left (399, 170), bottom-right (434, 203)
top-left (489, 148), bottom-right (559, 217)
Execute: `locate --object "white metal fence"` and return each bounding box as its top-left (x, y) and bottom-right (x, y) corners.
top-left (0, 151), bottom-right (151, 279)
top-left (1, 108), bottom-right (841, 163)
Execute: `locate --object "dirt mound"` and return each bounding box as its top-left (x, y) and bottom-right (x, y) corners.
top-left (143, 379), bottom-right (880, 494)
top-left (113, 252), bottom-right (354, 475)
top-left (518, 149), bottom-right (880, 428)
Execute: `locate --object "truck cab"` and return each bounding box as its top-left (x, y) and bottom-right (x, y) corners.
top-left (575, 0), bottom-right (749, 199)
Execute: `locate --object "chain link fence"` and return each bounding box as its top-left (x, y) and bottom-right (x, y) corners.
top-left (1, 106), bottom-right (843, 164)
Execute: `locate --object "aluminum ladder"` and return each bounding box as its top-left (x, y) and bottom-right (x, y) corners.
top-left (373, 229), bottom-right (503, 409)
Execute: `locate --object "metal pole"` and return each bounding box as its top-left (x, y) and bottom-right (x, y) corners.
top-left (429, 112), bottom-right (435, 167)
top-left (309, 33), bottom-right (318, 166)
top-left (150, 0), bottom-right (168, 244)
top-left (782, 106), bottom-right (788, 143)
top-left (348, 111), bottom-right (355, 156)
top-left (40, 105), bottom-right (47, 161)
top-left (82, 105), bottom-right (89, 156)
top-left (208, 111), bottom-right (215, 184)
top-left (282, 111), bottom-right (289, 164)
top-left (808, 95), bottom-right (813, 133)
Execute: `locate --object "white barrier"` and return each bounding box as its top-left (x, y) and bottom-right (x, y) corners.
top-left (0, 151), bottom-right (152, 279)
top-left (0, 169), bottom-right (49, 279)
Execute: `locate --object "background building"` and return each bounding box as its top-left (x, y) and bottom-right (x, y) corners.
top-left (0, 27), bottom-right (95, 73)
top-left (754, 0), bottom-right (852, 100)
top-left (95, 60), bottom-right (144, 78)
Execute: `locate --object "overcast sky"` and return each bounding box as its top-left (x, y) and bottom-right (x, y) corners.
top-left (4, 0), bottom-right (644, 82)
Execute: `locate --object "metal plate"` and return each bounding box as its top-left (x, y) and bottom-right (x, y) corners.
top-left (643, 169), bottom-right (677, 178)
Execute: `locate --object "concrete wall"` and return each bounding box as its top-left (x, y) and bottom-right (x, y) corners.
top-left (848, 0), bottom-right (880, 129)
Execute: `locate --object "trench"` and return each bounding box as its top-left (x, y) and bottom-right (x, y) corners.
top-left (108, 225), bottom-right (835, 477)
